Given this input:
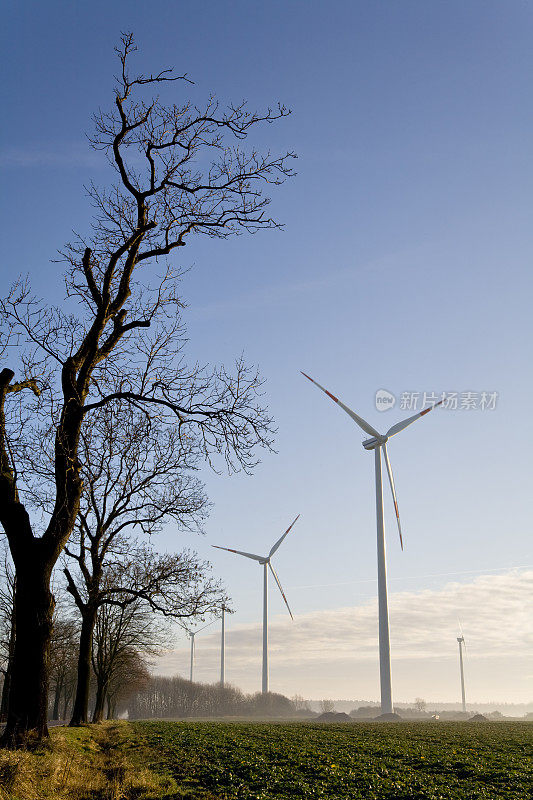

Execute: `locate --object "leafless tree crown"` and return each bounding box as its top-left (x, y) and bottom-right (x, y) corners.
top-left (0, 33), bottom-right (293, 745)
top-left (1, 32), bottom-right (295, 545)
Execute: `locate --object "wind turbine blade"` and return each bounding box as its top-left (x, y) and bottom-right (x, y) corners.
top-left (269, 514), bottom-right (300, 558)
top-left (269, 562), bottom-right (293, 620)
top-left (382, 444), bottom-right (403, 550)
top-left (301, 372), bottom-right (381, 438)
top-left (197, 620), bottom-right (215, 634)
top-left (212, 545), bottom-right (264, 562)
top-left (386, 400), bottom-right (443, 439)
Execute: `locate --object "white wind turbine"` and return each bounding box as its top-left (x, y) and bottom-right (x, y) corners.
top-left (213, 515), bottom-right (300, 694)
top-left (220, 604), bottom-right (230, 687)
top-left (301, 372), bottom-right (443, 715)
top-left (457, 635), bottom-right (467, 714)
top-left (184, 621), bottom-right (214, 683)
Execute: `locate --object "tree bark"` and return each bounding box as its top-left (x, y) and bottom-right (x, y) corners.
top-left (69, 607), bottom-right (97, 726)
top-left (0, 369), bottom-right (75, 747)
top-left (0, 588), bottom-right (16, 721)
top-left (62, 692), bottom-right (70, 721)
top-left (0, 550), bottom-right (54, 746)
top-left (106, 695), bottom-right (117, 720)
top-left (0, 673), bottom-right (10, 722)
top-left (52, 679), bottom-right (62, 721)
top-left (92, 676), bottom-right (108, 723)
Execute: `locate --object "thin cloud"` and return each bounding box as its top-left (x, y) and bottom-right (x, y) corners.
top-left (159, 569), bottom-right (533, 683)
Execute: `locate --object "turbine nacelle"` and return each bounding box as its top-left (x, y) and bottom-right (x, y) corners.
top-left (301, 371), bottom-right (443, 552)
top-left (362, 435), bottom-right (388, 450)
top-left (212, 514), bottom-right (300, 621)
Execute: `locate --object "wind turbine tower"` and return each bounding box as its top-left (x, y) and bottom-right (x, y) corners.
top-left (457, 635), bottom-right (467, 714)
top-left (188, 631), bottom-right (196, 682)
top-left (220, 606), bottom-right (227, 687)
top-left (213, 515), bottom-right (300, 694)
top-left (302, 372), bottom-right (443, 715)
top-left (185, 621), bottom-right (213, 683)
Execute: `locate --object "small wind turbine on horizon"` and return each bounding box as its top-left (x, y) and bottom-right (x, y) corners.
top-left (301, 371), bottom-right (443, 716)
top-left (213, 515), bottom-right (300, 694)
top-left (183, 621), bottom-right (214, 683)
top-left (220, 604), bottom-right (230, 688)
top-left (457, 635), bottom-right (467, 714)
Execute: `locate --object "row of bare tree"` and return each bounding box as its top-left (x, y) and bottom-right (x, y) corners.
top-left (0, 34), bottom-right (294, 746)
top-left (0, 540), bottom-right (214, 726)
top-left (45, 609), bottom-right (151, 724)
top-left (127, 675), bottom-right (296, 720)
top-left (0, 380), bottom-right (228, 727)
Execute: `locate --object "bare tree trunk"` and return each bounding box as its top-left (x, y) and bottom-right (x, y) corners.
top-left (1, 552), bottom-right (54, 746)
top-left (0, 586), bottom-right (16, 721)
top-left (62, 684), bottom-right (73, 721)
top-left (62, 695), bottom-right (69, 721)
top-left (52, 679), bottom-right (62, 721)
top-left (0, 675), bottom-right (9, 722)
top-left (106, 695), bottom-right (116, 720)
top-left (92, 677), bottom-right (108, 723)
top-left (70, 607), bottom-right (97, 726)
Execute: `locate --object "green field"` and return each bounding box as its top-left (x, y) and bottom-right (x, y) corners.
top-left (132, 720), bottom-right (533, 800)
top-left (0, 720), bottom-right (530, 799)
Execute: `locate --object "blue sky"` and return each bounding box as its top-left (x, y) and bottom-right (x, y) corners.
top-left (1, 1), bottom-right (532, 702)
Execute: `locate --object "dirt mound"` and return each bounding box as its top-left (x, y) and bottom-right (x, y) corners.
top-left (315, 711), bottom-right (352, 723)
top-left (374, 712), bottom-right (402, 721)
top-left (469, 714), bottom-right (488, 721)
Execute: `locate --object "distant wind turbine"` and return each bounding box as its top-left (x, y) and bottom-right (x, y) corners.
top-left (220, 605), bottom-right (228, 687)
top-left (457, 635), bottom-right (467, 714)
top-left (213, 515), bottom-right (300, 694)
top-left (301, 372), bottom-right (443, 715)
top-left (184, 621), bottom-right (214, 682)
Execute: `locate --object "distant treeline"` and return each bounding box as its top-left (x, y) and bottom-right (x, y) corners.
top-left (127, 675), bottom-right (302, 720)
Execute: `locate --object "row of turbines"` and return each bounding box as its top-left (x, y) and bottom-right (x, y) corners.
top-left (186, 612), bottom-right (468, 714)
top-left (185, 373), bottom-right (469, 715)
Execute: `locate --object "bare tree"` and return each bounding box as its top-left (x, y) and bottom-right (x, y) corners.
top-left (0, 33), bottom-right (293, 745)
top-left (105, 648), bottom-right (150, 719)
top-left (319, 699), bottom-right (335, 714)
top-left (91, 595), bottom-right (169, 723)
top-left (291, 694), bottom-right (310, 713)
top-left (62, 402), bottom-right (219, 726)
top-left (66, 540), bottom-right (226, 725)
top-left (414, 697), bottom-right (427, 713)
